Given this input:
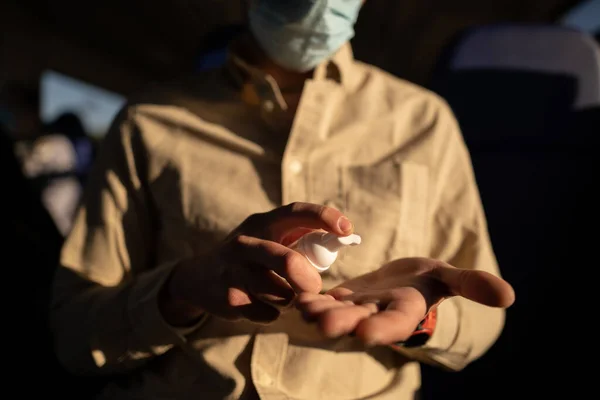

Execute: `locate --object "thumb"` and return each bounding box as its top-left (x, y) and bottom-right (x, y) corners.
top-left (435, 266), bottom-right (515, 308)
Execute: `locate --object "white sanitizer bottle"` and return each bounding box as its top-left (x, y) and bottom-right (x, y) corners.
top-left (291, 231), bottom-right (362, 272)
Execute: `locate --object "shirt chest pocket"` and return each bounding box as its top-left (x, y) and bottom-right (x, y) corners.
top-left (330, 161), bottom-right (430, 280)
top-left (151, 162), bottom-right (272, 261)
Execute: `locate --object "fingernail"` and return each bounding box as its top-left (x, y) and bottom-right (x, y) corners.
top-left (338, 217), bottom-right (353, 234)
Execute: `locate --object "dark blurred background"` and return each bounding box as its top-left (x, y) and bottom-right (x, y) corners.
top-left (2, 0), bottom-right (598, 398)
top-left (1, 0), bottom-right (587, 95)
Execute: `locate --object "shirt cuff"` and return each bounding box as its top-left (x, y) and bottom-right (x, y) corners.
top-left (422, 298), bottom-right (459, 350)
top-left (390, 299), bottom-right (463, 368)
top-left (171, 314), bottom-right (209, 336)
top-left (127, 261), bottom-right (206, 356)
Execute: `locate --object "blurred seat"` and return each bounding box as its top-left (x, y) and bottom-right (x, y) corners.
top-left (19, 133), bottom-right (82, 236)
top-left (423, 24), bottom-right (599, 399)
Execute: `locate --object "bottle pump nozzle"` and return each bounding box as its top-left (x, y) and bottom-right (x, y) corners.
top-left (292, 231), bottom-right (362, 272)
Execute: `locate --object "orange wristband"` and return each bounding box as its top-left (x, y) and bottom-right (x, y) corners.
top-left (389, 307), bottom-right (437, 349)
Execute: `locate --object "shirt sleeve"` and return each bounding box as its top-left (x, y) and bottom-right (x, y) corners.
top-left (49, 106), bottom-right (202, 376)
top-left (396, 97), bottom-right (506, 371)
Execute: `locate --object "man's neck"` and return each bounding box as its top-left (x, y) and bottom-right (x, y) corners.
top-left (232, 33), bottom-right (312, 92)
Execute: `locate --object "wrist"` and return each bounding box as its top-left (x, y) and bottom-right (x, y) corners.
top-left (158, 263), bottom-right (204, 328)
top-left (390, 307), bottom-right (437, 349)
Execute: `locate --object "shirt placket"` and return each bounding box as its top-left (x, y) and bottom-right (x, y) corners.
top-left (281, 79), bottom-right (339, 205)
top-left (252, 79), bottom-right (340, 400)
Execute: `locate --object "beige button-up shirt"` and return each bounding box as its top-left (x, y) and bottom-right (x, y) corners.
top-left (51, 43), bottom-right (506, 400)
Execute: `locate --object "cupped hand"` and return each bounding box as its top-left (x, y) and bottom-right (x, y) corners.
top-left (296, 257), bottom-right (515, 346)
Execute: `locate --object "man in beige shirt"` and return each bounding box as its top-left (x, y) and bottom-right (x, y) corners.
top-left (51, 1), bottom-right (515, 399)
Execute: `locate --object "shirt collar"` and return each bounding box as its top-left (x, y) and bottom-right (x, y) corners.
top-left (226, 41), bottom-right (358, 109)
top-left (313, 42), bottom-right (357, 88)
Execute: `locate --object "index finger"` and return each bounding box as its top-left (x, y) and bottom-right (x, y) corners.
top-left (266, 202), bottom-right (354, 242)
top-left (233, 235), bottom-right (323, 293)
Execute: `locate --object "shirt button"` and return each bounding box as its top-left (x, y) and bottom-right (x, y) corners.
top-left (255, 368), bottom-right (273, 386)
top-left (288, 160), bottom-right (303, 175)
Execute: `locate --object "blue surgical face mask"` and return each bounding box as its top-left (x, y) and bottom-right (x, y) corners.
top-left (248, 0), bottom-right (362, 72)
